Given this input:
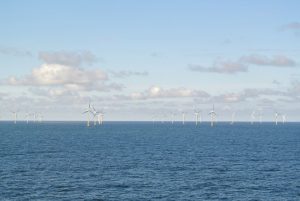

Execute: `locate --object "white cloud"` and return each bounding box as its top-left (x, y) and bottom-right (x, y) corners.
top-left (211, 88), bottom-right (287, 104)
top-left (130, 86), bottom-right (210, 100)
top-left (109, 70), bottom-right (149, 78)
top-left (287, 80), bottom-right (300, 96)
top-left (188, 54), bottom-right (296, 74)
top-left (7, 64), bottom-right (106, 85)
top-left (188, 61), bottom-right (247, 74)
top-left (4, 64), bottom-right (123, 92)
top-left (0, 46), bottom-right (32, 57)
top-left (39, 51), bottom-right (97, 67)
top-left (240, 54), bottom-right (296, 67)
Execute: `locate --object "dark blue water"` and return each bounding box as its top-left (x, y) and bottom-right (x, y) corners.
top-left (0, 122), bottom-right (299, 200)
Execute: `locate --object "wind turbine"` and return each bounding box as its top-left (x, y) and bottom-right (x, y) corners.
top-left (256, 108), bottom-right (263, 124)
top-left (274, 112), bottom-right (280, 125)
top-left (181, 111), bottom-right (186, 125)
top-left (11, 110), bottom-right (18, 124)
top-left (98, 112), bottom-right (104, 125)
top-left (282, 114), bottom-right (286, 124)
top-left (151, 114), bottom-right (157, 124)
top-left (90, 104), bottom-right (105, 126)
top-left (198, 111), bottom-right (202, 123)
top-left (83, 101), bottom-right (92, 127)
top-left (171, 112), bottom-right (176, 124)
top-left (32, 112), bottom-right (37, 123)
top-left (25, 112), bottom-right (31, 124)
top-left (89, 104), bottom-right (101, 126)
top-left (250, 111), bottom-right (256, 125)
top-left (194, 110), bottom-right (201, 126)
top-left (230, 111), bottom-right (235, 125)
top-left (38, 113), bottom-right (43, 123)
top-left (208, 105), bottom-right (217, 127)
top-left (160, 113), bottom-right (167, 124)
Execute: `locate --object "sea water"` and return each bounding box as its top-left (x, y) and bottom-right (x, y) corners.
top-left (0, 122), bottom-right (299, 200)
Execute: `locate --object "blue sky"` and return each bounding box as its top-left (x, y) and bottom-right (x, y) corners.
top-left (0, 0), bottom-right (299, 121)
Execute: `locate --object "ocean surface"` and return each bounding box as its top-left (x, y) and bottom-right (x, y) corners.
top-left (0, 121), bottom-right (299, 200)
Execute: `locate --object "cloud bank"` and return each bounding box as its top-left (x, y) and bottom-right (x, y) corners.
top-left (129, 86), bottom-right (210, 100)
top-left (39, 51), bottom-right (97, 67)
top-left (188, 54), bottom-right (296, 74)
top-left (188, 61), bottom-right (247, 74)
top-left (4, 64), bottom-right (123, 93)
top-left (0, 46), bottom-right (32, 57)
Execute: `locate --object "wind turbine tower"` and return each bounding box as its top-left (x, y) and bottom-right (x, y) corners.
top-left (230, 112), bottom-right (235, 125)
top-left (250, 111), bottom-right (256, 125)
top-left (171, 113), bottom-right (175, 124)
top-left (11, 111), bottom-right (18, 124)
top-left (194, 110), bottom-right (201, 126)
top-left (282, 114), bottom-right (286, 124)
top-left (208, 105), bottom-right (217, 127)
top-left (182, 112), bottom-right (186, 125)
top-left (275, 112), bottom-right (279, 125)
top-left (83, 101), bottom-right (92, 127)
top-left (25, 113), bottom-right (31, 124)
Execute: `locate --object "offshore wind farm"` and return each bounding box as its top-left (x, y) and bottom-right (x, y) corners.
top-left (0, 102), bottom-right (291, 126)
top-left (1, 1), bottom-right (300, 200)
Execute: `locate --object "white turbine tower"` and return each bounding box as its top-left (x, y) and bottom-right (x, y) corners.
top-left (98, 112), bottom-right (104, 125)
top-left (33, 112), bottom-right (37, 123)
top-left (282, 114), bottom-right (286, 124)
top-left (199, 111), bottom-right (202, 123)
top-left (91, 105), bottom-right (98, 126)
top-left (274, 112), bottom-right (279, 125)
top-left (194, 110), bottom-right (201, 126)
top-left (208, 105), bottom-right (217, 127)
top-left (171, 112), bottom-right (176, 124)
top-left (230, 111), bottom-right (235, 125)
top-left (257, 108), bottom-right (263, 124)
top-left (250, 111), bottom-right (256, 125)
top-left (160, 113), bottom-right (166, 124)
top-left (89, 104), bottom-right (102, 126)
top-left (11, 110), bottom-right (18, 124)
top-left (38, 113), bottom-right (43, 123)
top-left (151, 114), bottom-right (157, 124)
top-left (90, 104), bottom-right (104, 126)
top-left (83, 101), bottom-right (92, 127)
top-left (181, 112), bottom-right (186, 125)
top-left (25, 112), bottom-right (31, 124)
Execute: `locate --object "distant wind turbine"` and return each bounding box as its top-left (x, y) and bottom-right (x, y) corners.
top-left (282, 114), bottom-right (286, 124)
top-left (182, 111), bottom-right (186, 125)
top-left (274, 112), bottom-right (279, 125)
top-left (11, 110), bottom-right (18, 124)
top-left (38, 113), bottom-right (43, 123)
top-left (151, 115), bottom-right (157, 124)
top-left (90, 103), bottom-right (104, 126)
top-left (25, 112), bottom-right (31, 124)
top-left (171, 112), bottom-right (176, 124)
top-left (90, 105), bottom-right (98, 126)
top-left (250, 111), bottom-right (256, 125)
top-left (208, 105), bottom-right (217, 127)
top-left (194, 110), bottom-right (201, 126)
top-left (98, 112), bottom-right (104, 125)
top-left (230, 111), bottom-right (235, 125)
top-left (83, 101), bottom-right (92, 127)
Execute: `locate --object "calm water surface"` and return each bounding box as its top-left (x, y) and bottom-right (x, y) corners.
top-left (0, 122), bottom-right (299, 200)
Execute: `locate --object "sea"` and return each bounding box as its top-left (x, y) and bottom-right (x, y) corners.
top-left (0, 121), bottom-right (299, 200)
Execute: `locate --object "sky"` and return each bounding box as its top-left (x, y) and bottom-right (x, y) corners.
top-left (0, 0), bottom-right (300, 121)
